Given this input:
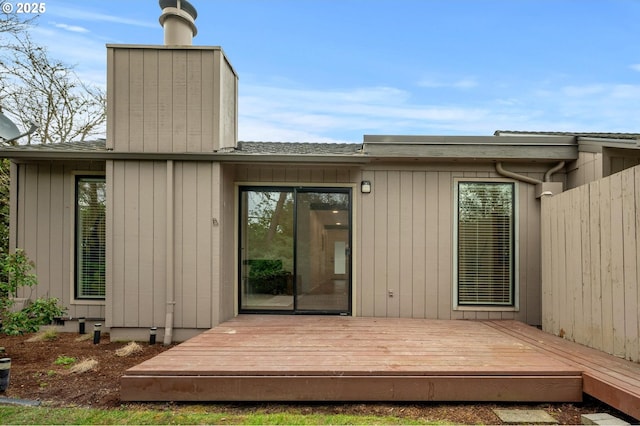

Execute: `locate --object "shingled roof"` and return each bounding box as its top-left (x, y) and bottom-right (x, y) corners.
top-left (236, 142), bottom-right (362, 155)
top-left (0, 139), bottom-right (107, 152)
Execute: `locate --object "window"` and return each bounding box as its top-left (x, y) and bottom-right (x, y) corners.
top-left (76, 177), bottom-right (106, 299)
top-left (456, 181), bottom-right (515, 306)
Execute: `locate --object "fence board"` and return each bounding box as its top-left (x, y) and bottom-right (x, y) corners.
top-left (579, 185), bottom-right (592, 348)
top-left (622, 168), bottom-right (638, 361)
top-left (609, 174), bottom-right (625, 358)
top-left (542, 164), bottom-right (640, 362)
top-left (589, 181), bottom-right (603, 351)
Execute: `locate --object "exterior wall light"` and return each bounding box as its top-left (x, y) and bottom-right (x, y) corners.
top-left (361, 180), bottom-right (371, 193)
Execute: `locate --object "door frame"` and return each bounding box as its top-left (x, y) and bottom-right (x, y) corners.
top-left (236, 184), bottom-right (355, 315)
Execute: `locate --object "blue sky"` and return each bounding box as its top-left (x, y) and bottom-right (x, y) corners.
top-left (15, 0), bottom-right (640, 142)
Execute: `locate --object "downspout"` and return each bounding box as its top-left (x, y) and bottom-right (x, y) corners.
top-left (164, 160), bottom-right (175, 345)
top-left (495, 161), bottom-right (566, 185)
top-left (495, 162), bottom-right (542, 185)
top-left (544, 161), bottom-right (565, 182)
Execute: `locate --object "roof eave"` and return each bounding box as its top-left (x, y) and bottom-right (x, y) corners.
top-left (0, 151), bottom-right (371, 164)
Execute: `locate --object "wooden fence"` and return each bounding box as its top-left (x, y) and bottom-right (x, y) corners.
top-left (541, 164), bottom-right (639, 362)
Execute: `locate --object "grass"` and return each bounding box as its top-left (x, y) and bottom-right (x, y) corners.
top-left (26, 329), bottom-right (58, 342)
top-left (115, 341), bottom-right (143, 357)
top-left (68, 358), bottom-right (98, 374)
top-left (0, 406), bottom-right (439, 425)
top-left (53, 356), bottom-right (76, 366)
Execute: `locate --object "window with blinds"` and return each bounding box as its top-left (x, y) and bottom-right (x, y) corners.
top-left (76, 177), bottom-right (106, 299)
top-left (456, 182), bottom-right (514, 306)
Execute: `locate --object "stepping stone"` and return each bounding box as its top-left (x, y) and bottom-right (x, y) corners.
top-left (581, 413), bottom-right (629, 425)
top-left (493, 409), bottom-right (557, 424)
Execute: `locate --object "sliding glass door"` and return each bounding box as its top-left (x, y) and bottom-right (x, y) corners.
top-left (239, 187), bottom-right (351, 314)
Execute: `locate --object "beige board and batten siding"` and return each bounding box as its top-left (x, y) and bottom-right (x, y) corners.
top-left (234, 162), bottom-right (547, 325)
top-left (567, 149), bottom-right (640, 190)
top-left (106, 45), bottom-right (238, 153)
top-left (542, 164), bottom-right (640, 362)
top-left (567, 152), bottom-right (603, 190)
top-left (107, 160), bottom-right (232, 335)
top-left (11, 161), bottom-right (106, 320)
top-left (358, 164), bottom-right (544, 325)
top-left (233, 164), bottom-right (357, 184)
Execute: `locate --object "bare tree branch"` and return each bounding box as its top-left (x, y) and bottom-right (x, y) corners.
top-left (0, 28), bottom-right (106, 144)
top-left (0, 4), bottom-right (36, 41)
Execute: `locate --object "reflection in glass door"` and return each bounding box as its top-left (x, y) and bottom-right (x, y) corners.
top-left (239, 187), bottom-right (351, 314)
top-left (240, 189), bottom-right (295, 311)
top-left (295, 191), bottom-right (350, 312)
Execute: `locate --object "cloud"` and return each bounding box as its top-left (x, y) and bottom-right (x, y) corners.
top-left (561, 84), bottom-right (607, 97)
top-left (630, 64), bottom-right (640, 72)
top-left (51, 22), bottom-right (90, 33)
top-left (237, 75), bottom-right (640, 142)
top-left (46, 6), bottom-right (156, 29)
top-left (417, 77), bottom-right (478, 89)
top-left (238, 83), bottom-right (493, 141)
top-left (31, 26), bottom-right (104, 63)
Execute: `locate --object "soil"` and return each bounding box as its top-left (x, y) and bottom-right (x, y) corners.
top-left (0, 331), bottom-right (636, 425)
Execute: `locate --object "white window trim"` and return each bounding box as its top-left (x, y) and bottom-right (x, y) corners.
top-left (453, 178), bottom-right (519, 312)
top-left (70, 171), bottom-right (106, 306)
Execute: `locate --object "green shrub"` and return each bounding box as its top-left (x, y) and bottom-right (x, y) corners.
top-left (0, 249), bottom-right (37, 312)
top-left (54, 356), bottom-right (76, 366)
top-left (248, 259), bottom-right (292, 295)
top-left (0, 249), bottom-right (67, 335)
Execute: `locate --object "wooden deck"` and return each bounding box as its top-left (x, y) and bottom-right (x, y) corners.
top-left (486, 321), bottom-right (640, 420)
top-left (121, 316), bottom-right (582, 402)
top-left (121, 316), bottom-right (640, 419)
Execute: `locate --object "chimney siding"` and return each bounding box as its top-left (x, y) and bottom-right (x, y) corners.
top-left (106, 45), bottom-right (238, 153)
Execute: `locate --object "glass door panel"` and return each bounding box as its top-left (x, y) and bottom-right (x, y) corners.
top-left (295, 191), bottom-right (350, 313)
top-left (239, 187), bottom-right (351, 314)
top-left (240, 189), bottom-right (294, 311)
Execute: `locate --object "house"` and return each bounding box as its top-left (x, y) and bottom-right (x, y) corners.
top-left (1, 1), bottom-right (639, 356)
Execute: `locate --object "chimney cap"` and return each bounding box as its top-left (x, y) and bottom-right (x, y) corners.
top-left (159, 0), bottom-right (197, 20)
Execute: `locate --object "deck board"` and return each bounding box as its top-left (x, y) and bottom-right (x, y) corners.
top-left (122, 316), bottom-right (583, 403)
top-left (486, 320), bottom-right (640, 420)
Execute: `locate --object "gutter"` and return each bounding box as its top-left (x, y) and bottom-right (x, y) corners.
top-left (0, 151), bottom-right (371, 164)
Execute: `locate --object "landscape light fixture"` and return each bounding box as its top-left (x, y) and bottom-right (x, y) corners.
top-left (150, 327), bottom-right (157, 345)
top-left (93, 323), bottom-right (102, 345)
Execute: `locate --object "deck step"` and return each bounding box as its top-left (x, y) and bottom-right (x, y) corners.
top-left (486, 320), bottom-right (640, 420)
top-left (121, 374), bottom-right (582, 402)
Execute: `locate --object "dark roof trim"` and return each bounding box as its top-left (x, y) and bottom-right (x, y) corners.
top-left (365, 134), bottom-right (576, 145)
top-left (363, 135), bottom-right (578, 161)
top-left (577, 136), bottom-right (640, 153)
top-left (0, 135), bottom-right (585, 163)
top-left (495, 130), bottom-right (640, 140)
top-left (1, 151), bottom-right (370, 164)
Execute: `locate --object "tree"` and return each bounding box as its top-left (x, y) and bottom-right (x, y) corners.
top-left (0, 11), bottom-right (106, 256)
top-left (0, 33), bottom-right (106, 145)
top-left (0, 4), bottom-right (34, 38)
